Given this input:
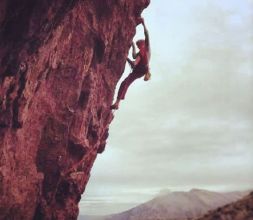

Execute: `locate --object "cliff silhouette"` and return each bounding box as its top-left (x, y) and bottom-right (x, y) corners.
top-left (0, 0), bottom-right (149, 219)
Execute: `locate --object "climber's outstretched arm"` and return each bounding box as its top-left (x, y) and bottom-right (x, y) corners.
top-left (141, 19), bottom-right (150, 54)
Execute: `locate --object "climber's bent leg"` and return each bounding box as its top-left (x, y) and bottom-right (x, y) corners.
top-left (111, 69), bottom-right (145, 110)
top-left (117, 73), bottom-right (140, 100)
top-left (111, 74), bottom-right (136, 110)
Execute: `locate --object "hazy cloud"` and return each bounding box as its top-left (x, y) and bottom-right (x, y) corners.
top-left (80, 0), bottom-right (253, 216)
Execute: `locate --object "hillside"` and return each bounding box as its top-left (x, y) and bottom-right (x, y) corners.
top-left (196, 192), bottom-right (253, 220)
top-left (80, 189), bottom-right (247, 220)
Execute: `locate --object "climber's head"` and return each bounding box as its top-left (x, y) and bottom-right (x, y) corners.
top-left (136, 40), bottom-right (145, 51)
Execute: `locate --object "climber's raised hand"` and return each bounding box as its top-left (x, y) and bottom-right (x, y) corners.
top-left (140, 17), bottom-right (145, 25)
top-left (136, 17), bottom-right (144, 25)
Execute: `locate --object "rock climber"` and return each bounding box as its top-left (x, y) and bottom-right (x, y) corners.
top-left (111, 17), bottom-right (151, 110)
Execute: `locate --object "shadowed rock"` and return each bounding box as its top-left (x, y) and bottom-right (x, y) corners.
top-left (0, 0), bottom-right (150, 219)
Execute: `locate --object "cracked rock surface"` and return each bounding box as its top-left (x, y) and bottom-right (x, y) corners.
top-left (0, 0), bottom-right (149, 219)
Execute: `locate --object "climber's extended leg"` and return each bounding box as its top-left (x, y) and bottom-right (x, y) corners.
top-left (111, 72), bottom-right (143, 110)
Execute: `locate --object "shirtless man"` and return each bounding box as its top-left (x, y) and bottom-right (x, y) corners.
top-left (111, 18), bottom-right (151, 110)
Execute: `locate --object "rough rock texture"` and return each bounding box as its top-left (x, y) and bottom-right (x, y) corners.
top-left (195, 192), bottom-right (253, 220)
top-left (0, 1), bottom-right (150, 219)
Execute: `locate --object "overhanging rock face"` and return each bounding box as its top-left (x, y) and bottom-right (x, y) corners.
top-left (0, 0), bottom-right (150, 219)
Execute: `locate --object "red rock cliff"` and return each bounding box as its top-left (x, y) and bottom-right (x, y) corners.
top-left (0, 1), bottom-right (150, 219)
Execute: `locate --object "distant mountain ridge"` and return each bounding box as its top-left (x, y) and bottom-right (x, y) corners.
top-left (80, 189), bottom-right (248, 220)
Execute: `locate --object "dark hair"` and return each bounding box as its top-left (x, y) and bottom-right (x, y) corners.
top-left (136, 39), bottom-right (145, 47)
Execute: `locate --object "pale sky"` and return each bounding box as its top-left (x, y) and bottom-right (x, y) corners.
top-left (79, 0), bottom-right (253, 216)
